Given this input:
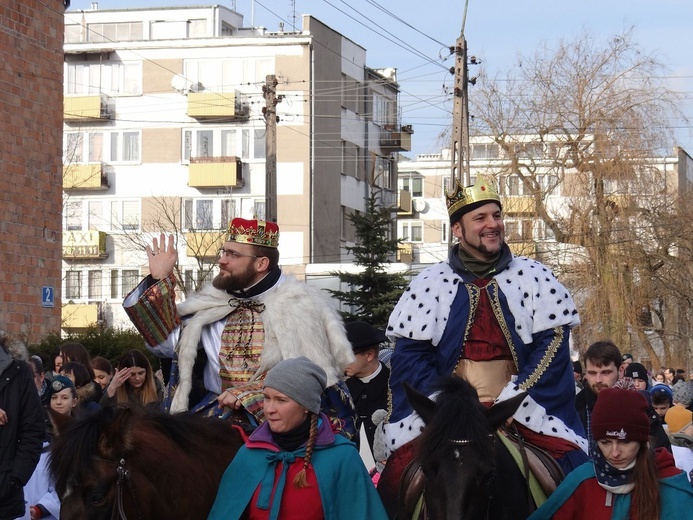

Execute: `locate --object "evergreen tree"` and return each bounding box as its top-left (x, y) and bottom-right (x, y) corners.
top-left (329, 189), bottom-right (409, 328)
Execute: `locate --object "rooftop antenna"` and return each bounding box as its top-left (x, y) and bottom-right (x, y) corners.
top-left (288, 0), bottom-right (298, 31)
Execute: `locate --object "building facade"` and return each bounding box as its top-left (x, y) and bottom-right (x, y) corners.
top-left (0, 0), bottom-right (65, 341)
top-left (61, 5), bottom-right (410, 331)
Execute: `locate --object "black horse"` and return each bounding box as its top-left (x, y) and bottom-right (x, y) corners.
top-left (398, 376), bottom-right (534, 520)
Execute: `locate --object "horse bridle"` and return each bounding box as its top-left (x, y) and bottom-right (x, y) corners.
top-left (93, 457), bottom-right (145, 520)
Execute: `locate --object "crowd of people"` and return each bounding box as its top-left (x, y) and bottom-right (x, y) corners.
top-left (2, 185), bottom-right (693, 519)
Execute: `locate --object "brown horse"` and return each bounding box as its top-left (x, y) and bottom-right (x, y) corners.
top-left (49, 406), bottom-right (245, 520)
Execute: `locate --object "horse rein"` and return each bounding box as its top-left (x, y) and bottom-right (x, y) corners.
top-left (93, 457), bottom-right (145, 520)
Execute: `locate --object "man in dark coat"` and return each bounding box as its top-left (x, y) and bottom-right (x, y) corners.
top-left (344, 321), bottom-right (390, 460)
top-left (0, 331), bottom-right (45, 520)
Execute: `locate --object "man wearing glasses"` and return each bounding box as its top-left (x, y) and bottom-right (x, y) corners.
top-left (124, 218), bottom-right (356, 438)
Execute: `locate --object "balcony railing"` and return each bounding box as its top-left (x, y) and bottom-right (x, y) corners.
top-left (380, 125), bottom-right (413, 153)
top-left (62, 231), bottom-right (108, 259)
top-left (397, 242), bottom-right (414, 263)
top-left (62, 303), bottom-right (99, 329)
top-left (187, 91), bottom-right (248, 120)
top-left (508, 241), bottom-right (537, 257)
top-left (503, 196), bottom-right (536, 214)
top-left (185, 231), bottom-right (226, 258)
top-left (188, 156), bottom-right (243, 188)
top-left (64, 94), bottom-right (112, 121)
top-left (63, 163), bottom-right (109, 190)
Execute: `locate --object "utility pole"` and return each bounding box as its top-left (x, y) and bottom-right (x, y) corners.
top-left (262, 75), bottom-right (281, 223)
top-left (450, 0), bottom-right (472, 187)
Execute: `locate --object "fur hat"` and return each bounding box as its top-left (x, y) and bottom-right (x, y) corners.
top-left (345, 321), bottom-right (388, 354)
top-left (672, 381), bottom-right (693, 407)
top-left (624, 362), bottom-right (648, 383)
top-left (263, 357), bottom-right (327, 414)
top-left (665, 405), bottom-right (693, 434)
top-left (591, 387), bottom-right (649, 442)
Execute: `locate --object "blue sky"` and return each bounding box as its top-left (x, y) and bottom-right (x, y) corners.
top-left (67, 0), bottom-right (693, 156)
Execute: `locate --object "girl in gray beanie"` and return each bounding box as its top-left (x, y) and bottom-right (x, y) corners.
top-left (208, 356), bottom-right (388, 519)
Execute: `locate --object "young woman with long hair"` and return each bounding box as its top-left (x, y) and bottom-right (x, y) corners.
top-left (101, 349), bottom-right (162, 408)
top-left (529, 387), bottom-right (693, 519)
top-left (208, 357), bottom-right (387, 520)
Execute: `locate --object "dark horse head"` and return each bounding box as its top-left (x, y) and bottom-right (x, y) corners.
top-left (49, 406), bottom-right (244, 520)
top-left (406, 377), bottom-right (531, 520)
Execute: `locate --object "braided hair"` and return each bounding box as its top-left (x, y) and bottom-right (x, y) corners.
top-left (292, 412), bottom-right (318, 488)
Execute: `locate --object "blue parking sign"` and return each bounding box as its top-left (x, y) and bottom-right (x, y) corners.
top-left (42, 286), bottom-right (55, 308)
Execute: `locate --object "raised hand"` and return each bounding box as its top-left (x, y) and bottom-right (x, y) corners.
top-left (146, 233), bottom-right (178, 280)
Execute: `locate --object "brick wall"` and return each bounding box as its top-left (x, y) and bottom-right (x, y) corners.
top-left (0, 1), bottom-right (64, 342)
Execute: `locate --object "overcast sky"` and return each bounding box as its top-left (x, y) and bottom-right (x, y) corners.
top-left (66, 0), bottom-right (693, 157)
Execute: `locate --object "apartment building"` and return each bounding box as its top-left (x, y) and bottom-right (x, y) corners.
top-left (0, 0), bottom-right (65, 341)
top-left (61, 5), bottom-right (411, 331)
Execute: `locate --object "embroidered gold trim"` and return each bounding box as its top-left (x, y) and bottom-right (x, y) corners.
top-left (487, 279), bottom-right (519, 370)
top-left (453, 283), bottom-right (480, 373)
top-left (519, 326), bottom-right (564, 390)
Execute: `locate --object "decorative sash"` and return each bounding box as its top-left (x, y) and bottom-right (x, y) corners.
top-left (219, 299), bottom-right (265, 391)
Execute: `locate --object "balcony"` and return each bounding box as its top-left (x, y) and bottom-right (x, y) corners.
top-left (63, 163), bottom-right (109, 190)
top-left (188, 156), bottom-right (243, 188)
top-left (62, 231), bottom-right (108, 260)
top-left (503, 196), bottom-right (536, 214)
top-left (397, 189), bottom-right (413, 216)
top-left (187, 91), bottom-right (248, 120)
top-left (380, 124), bottom-right (413, 153)
top-left (62, 303), bottom-right (99, 329)
top-left (185, 231), bottom-right (225, 258)
top-left (64, 94), bottom-right (112, 121)
top-left (397, 242), bottom-right (413, 263)
top-left (508, 241), bottom-right (537, 257)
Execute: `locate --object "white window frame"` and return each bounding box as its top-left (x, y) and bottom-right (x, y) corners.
top-left (398, 220), bottom-right (424, 243)
top-left (65, 60), bottom-right (142, 96)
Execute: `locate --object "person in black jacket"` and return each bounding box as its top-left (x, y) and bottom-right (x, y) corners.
top-left (344, 321), bottom-right (390, 460)
top-left (0, 331), bottom-right (45, 520)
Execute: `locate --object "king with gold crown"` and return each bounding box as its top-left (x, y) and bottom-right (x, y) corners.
top-left (376, 175), bottom-right (589, 484)
top-left (123, 217), bottom-right (356, 439)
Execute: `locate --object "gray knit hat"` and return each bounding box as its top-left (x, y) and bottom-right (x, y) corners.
top-left (673, 381), bottom-right (693, 407)
top-left (263, 357), bottom-right (327, 414)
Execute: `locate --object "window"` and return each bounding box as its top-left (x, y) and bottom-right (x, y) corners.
top-left (253, 200), bottom-right (266, 221)
top-left (372, 93), bottom-right (393, 126)
top-left (440, 220), bottom-right (449, 243)
top-left (87, 201), bottom-right (103, 230)
top-left (253, 130), bottom-right (266, 159)
top-left (183, 128), bottom-right (252, 161)
top-left (110, 200), bottom-right (140, 231)
top-left (399, 175), bottom-right (423, 197)
top-left (88, 133), bottom-right (104, 162)
top-left (110, 131), bottom-right (140, 162)
top-left (65, 201), bottom-right (82, 231)
top-left (65, 61), bottom-right (141, 96)
top-left (65, 24), bottom-right (82, 43)
top-left (471, 143), bottom-right (499, 160)
top-left (88, 271), bottom-right (102, 301)
top-left (373, 157), bottom-right (392, 189)
top-left (398, 221), bottom-right (423, 243)
top-left (65, 133), bottom-right (83, 164)
top-left (183, 198), bottom-right (232, 230)
top-left (110, 270), bottom-right (119, 299)
top-left (65, 271), bottom-right (82, 300)
top-left (110, 269), bottom-right (139, 299)
top-left (88, 22), bottom-right (143, 43)
top-left (185, 57), bottom-right (272, 91)
top-left (341, 206), bottom-right (357, 242)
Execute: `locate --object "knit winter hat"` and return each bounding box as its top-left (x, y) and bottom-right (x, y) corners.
top-left (591, 387), bottom-right (650, 442)
top-left (263, 357), bottom-right (327, 414)
top-left (650, 383), bottom-right (674, 402)
top-left (665, 405), bottom-right (693, 434)
top-left (624, 362), bottom-right (648, 383)
top-left (672, 381), bottom-right (693, 407)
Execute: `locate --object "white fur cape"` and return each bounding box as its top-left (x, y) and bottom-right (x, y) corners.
top-left (170, 275), bottom-right (354, 412)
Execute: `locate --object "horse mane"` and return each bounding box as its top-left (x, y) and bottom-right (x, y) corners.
top-left (416, 376), bottom-right (495, 463)
top-left (49, 405), bottom-right (240, 498)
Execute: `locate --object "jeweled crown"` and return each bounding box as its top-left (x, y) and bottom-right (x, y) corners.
top-left (445, 176), bottom-right (501, 218)
top-left (226, 218), bottom-right (279, 248)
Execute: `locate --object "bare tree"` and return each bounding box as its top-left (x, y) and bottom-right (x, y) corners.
top-left (469, 29), bottom-right (691, 367)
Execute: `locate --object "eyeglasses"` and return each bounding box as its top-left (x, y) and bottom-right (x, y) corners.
top-left (218, 248), bottom-right (259, 260)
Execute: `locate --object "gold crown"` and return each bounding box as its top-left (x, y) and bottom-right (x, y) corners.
top-left (445, 176), bottom-right (501, 218)
top-left (227, 218), bottom-right (279, 248)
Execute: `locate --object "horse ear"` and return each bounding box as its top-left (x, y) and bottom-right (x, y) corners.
top-left (485, 392), bottom-right (528, 430)
top-left (98, 406), bottom-right (135, 459)
top-left (404, 383), bottom-right (437, 425)
top-left (48, 407), bottom-right (73, 437)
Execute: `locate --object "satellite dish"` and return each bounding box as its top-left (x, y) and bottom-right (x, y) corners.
top-left (171, 74), bottom-right (187, 92)
top-left (413, 199), bottom-right (427, 212)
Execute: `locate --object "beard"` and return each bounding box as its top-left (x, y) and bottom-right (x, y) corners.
top-left (212, 265), bottom-right (257, 292)
top-left (460, 226), bottom-right (502, 259)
